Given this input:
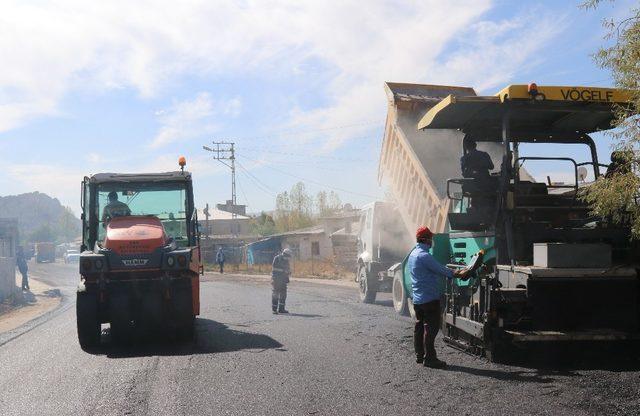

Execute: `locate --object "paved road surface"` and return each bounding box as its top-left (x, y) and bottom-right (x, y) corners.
top-left (0, 262), bottom-right (638, 415)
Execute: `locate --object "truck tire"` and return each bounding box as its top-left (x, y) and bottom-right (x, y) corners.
top-left (173, 289), bottom-right (195, 341)
top-left (392, 271), bottom-right (409, 316)
top-left (138, 293), bottom-right (163, 335)
top-left (109, 294), bottom-right (133, 344)
top-left (358, 266), bottom-right (377, 304)
top-left (77, 292), bottom-right (100, 350)
top-left (407, 297), bottom-right (416, 320)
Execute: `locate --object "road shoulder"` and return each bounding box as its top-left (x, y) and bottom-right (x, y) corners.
top-left (0, 274), bottom-right (62, 334)
top-left (203, 271), bottom-right (357, 288)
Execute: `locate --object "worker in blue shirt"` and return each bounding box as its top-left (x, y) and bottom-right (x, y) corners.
top-left (409, 226), bottom-right (469, 368)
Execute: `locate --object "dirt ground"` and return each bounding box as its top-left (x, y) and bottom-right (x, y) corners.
top-left (0, 274), bottom-right (62, 334)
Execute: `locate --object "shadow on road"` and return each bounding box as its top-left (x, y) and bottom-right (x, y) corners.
top-left (446, 364), bottom-right (562, 383)
top-left (279, 312), bottom-right (323, 318)
top-left (86, 318), bottom-right (283, 358)
top-left (374, 300), bottom-right (393, 308)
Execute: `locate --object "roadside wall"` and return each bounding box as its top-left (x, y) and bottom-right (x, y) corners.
top-left (0, 219), bottom-right (18, 301)
top-left (0, 258), bottom-right (16, 301)
top-left (282, 233), bottom-right (333, 261)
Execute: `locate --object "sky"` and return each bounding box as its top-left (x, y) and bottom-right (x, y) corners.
top-left (0, 0), bottom-right (634, 216)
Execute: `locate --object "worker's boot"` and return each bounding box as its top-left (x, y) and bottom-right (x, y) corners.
top-left (272, 306), bottom-right (278, 315)
top-left (416, 355), bottom-right (424, 364)
top-left (423, 357), bottom-right (447, 369)
top-left (278, 304), bottom-right (289, 314)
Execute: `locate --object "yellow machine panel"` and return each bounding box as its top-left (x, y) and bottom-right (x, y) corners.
top-left (497, 84), bottom-right (631, 103)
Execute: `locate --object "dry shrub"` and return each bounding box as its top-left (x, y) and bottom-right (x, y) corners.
top-left (203, 259), bottom-right (352, 280)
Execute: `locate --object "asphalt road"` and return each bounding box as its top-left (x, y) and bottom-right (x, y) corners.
top-left (0, 262), bottom-right (639, 416)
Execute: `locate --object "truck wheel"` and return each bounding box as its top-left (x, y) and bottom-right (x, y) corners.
top-left (358, 266), bottom-right (377, 304)
top-left (109, 294), bottom-right (133, 344)
top-left (407, 297), bottom-right (416, 320)
top-left (138, 293), bottom-right (163, 335)
top-left (392, 272), bottom-right (409, 316)
top-left (77, 292), bottom-right (100, 350)
top-left (173, 289), bottom-right (195, 342)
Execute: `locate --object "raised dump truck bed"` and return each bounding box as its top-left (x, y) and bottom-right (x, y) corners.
top-left (379, 83), bottom-right (507, 234)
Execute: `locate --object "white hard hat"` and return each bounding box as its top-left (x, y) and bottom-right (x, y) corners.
top-left (282, 248), bottom-right (293, 257)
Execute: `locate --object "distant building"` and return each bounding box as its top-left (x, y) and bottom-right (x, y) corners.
top-left (320, 210), bottom-right (361, 270)
top-left (197, 205), bottom-right (260, 264)
top-left (246, 208), bottom-right (361, 265)
top-left (246, 226), bottom-right (330, 264)
top-left (198, 208), bottom-right (252, 236)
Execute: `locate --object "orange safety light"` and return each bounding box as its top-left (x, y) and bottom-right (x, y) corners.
top-left (527, 82), bottom-right (545, 101)
top-left (178, 156), bottom-right (187, 172)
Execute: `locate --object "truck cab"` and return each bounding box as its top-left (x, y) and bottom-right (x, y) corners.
top-left (76, 167), bottom-right (202, 349)
top-left (356, 201), bottom-right (412, 303)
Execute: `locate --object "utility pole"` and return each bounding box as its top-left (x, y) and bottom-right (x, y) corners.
top-left (203, 141), bottom-right (237, 236)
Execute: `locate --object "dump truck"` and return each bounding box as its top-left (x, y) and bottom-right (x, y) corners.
top-left (76, 160), bottom-right (202, 349)
top-left (35, 242), bottom-right (56, 263)
top-left (355, 201), bottom-right (412, 302)
top-left (356, 84), bottom-right (506, 304)
top-left (381, 82), bottom-right (640, 361)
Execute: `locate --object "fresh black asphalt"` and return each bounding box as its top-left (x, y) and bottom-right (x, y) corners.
top-left (0, 263), bottom-right (638, 415)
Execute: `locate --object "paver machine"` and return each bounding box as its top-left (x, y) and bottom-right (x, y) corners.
top-left (392, 84), bottom-right (640, 361)
top-left (76, 159), bottom-right (202, 349)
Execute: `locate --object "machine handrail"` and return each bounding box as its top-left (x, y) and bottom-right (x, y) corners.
top-left (447, 176), bottom-right (501, 202)
top-left (515, 156), bottom-right (579, 191)
top-left (446, 178), bottom-right (466, 201)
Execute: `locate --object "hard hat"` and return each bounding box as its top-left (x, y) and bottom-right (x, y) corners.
top-left (282, 248), bottom-right (293, 257)
top-left (416, 226), bottom-right (433, 241)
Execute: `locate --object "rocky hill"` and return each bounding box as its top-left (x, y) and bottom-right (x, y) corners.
top-left (0, 192), bottom-right (81, 243)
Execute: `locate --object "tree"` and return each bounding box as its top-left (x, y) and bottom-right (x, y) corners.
top-left (273, 182), bottom-right (314, 232)
top-left (327, 191), bottom-right (342, 214)
top-left (251, 212), bottom-right (276, 236)
top-left (580, 1), bottom-right (640, 237)
top-left (316, 190), bottom-right (342, 217)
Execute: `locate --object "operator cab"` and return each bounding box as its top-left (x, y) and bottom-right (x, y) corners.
top-left (82, 172), bottom-right (197, 254)
top-left (420, 83), bottom-right (635, 266)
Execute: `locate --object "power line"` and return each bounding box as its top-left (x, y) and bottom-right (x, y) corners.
top-left (203, 141), bottom-right (238, 235)
top-left (242, 147), bottom-right (373, 163)
top-left (235, 121), bottom-right (383, 141)
top-left (238, 134), bottom-right (381, 150)
top-left (236, 160), bottom-right (277, 197)
top-left (238, 169), bottom-right (274, 198)
top-left (238, 154), bottom-right (383, 200)
top-left (235, 173), bottom-right (251, 208)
